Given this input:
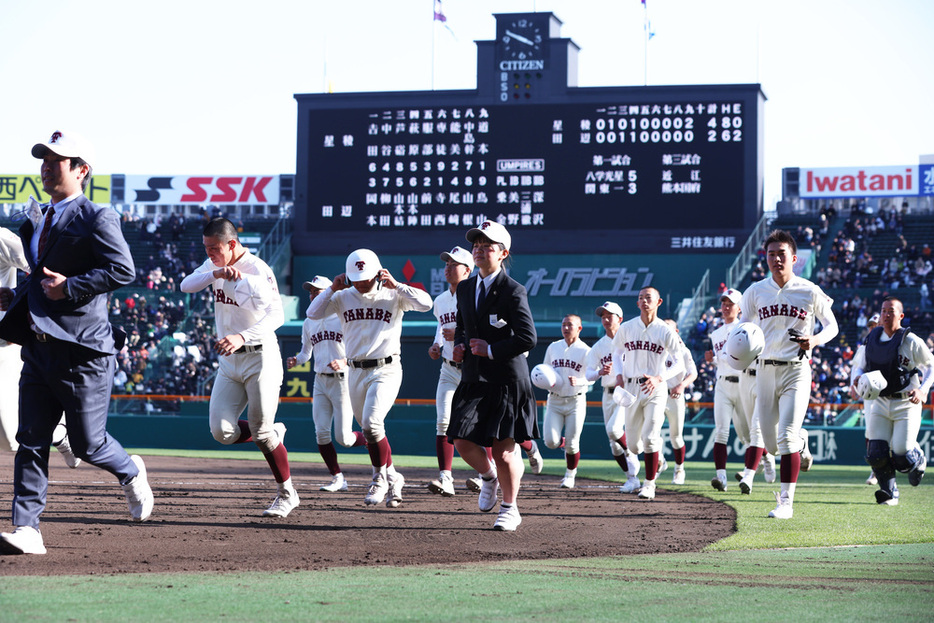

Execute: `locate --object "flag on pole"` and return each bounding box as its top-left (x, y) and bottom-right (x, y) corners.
top-left (433, 0), bottom-right (455, 37)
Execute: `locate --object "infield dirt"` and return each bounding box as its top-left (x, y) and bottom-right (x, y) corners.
top-left (0, 454), bottom-right (734, 575)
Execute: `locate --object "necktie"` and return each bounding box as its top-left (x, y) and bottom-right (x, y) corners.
top-left (38, 206), bottom-right (55, 257)
top-left (477, 280), bottom-right (486, 308)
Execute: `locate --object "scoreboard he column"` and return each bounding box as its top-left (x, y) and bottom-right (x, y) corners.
top-left (293, 11), bottom-right (765, 257)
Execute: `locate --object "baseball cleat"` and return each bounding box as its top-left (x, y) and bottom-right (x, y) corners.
top-left (263, 488), bottom-right (300, 517)
top-left (53, 432), bottom-right (82, 469)
top-left (619, 476), bottom-right (641, 494)
top-left (799, 428), bottom-right (813, 471)
top-left (734, 471), bottom-right (744, 482)
top-left (874, 488), bottom-right (899, 505)
top-left (671, 465), bottom-right (685, 485)
top-left (559, 471), bottom-right (576, 489)
top-left (386, 473), bottom-right (405, 508)
top-left (123, 455), bottom-right (154, 522)
top-left (908, 454), bottom-right (925, 487)
top-left (637, 480), bottom-right (656, 500)
top-left (767, 491), bottom-right (793, 519)
top-left (762, 453), bottom-right (777, 483)
top-left (739, 473), bottom-right (753, 495)
top-left (320, 473), bottom-right (348, 492)
top-left (527, 441), bottom-right (544, 474)
top-left (364, 473), bottom-right (389, 506)
top-left (428, 472), bottom-right (456, 497)
top-left (466, 477), bottom-right (483, 493)
top-left (493, 504), bottom-right (522, 532)
top-left (0, 526), bottom-right (46, 555)
top-left (865, 471), bottom-right (878, 486)
top-left (711, 476), bottom-right (727, 492)
top-left (478, 475), bottom-right (500, 512)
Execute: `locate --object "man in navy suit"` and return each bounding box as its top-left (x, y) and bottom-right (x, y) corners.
top-left (0, 130), bottom-right (153, 555)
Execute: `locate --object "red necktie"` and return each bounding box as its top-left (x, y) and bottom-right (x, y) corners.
top-left (37, 206), bottom-right (55, 257)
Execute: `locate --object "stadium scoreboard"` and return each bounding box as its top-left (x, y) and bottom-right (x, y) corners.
top-left (294, 12), bottom-right (765, 255)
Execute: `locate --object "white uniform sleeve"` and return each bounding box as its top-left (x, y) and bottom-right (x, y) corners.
top-left (433, 301), bottom-right (444, 347)
top-left (307, 285), bottom-right (339, 320)
top-left (908, 334), bottom-right (934, 396)
top-left (0, 229), bottom-right (28, 273)
top-left (179, 261), bottom-right (217, 293)
top-left (850, 345), bottom-right (866, 383)
top-left (811, 290), bottom-right (839, 348)
top-left (238, 282), bottom-right (284, 343)
top-left (293, 319), bottom-right (315, 366)
top-left (395, 283), bottom-right (433, 313)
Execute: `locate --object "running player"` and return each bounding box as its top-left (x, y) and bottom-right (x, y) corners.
top-left (612, 287), bottom-right (684, 500)
top-left (849, 297), bottom-right (932, 506)
top-left (307, 249), bottom-right (432, 508)
top-left (286, 276), bottom-right (367, 493)
top-left (585, 302), bottom-right (641, 493)
top-left (541, 314), bottom-right (592, 488)
top-left (739, 229), bottom-right (838, 519)
top-left (661, 318), bottom-right (697, 485)
top-left (179, 217), bottom-right (297, 517)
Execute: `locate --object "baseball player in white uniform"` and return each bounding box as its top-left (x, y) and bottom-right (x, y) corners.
top-left (612, 287), bottom-right (684, 500)
top-left (427, 246), bottom-right (487, 496)
top-left (307, 248), bottom-right (432, 508)
top-left (0, 223), bottom-right (80, 468)
top-left (705, 289), bottom-right (775, 492)
top-left (585, 302), bottom-right (641, 493)
top-left (541, 314), bottom-right (592, 488)
top-left (180, 217), bottom-right (297, 518)
top-left (855, 313), bottom-right (881, 485)
top-left (0, 226), bottom-right (30, 453)
top-left (739, 229), bottom-right (838, 519)
top-left (849, 297), bottom-right (932, 506)
top-left (661, 319), bottom-right (697, 485)
top-left (287, 276), bottom-right (367, 493)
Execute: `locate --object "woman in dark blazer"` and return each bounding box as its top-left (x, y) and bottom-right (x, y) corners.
top-left (448, 220), bottom-right (537, 532)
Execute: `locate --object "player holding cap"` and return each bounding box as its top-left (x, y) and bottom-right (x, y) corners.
top-left (855, 312), bottom-right (881, 486)
top-left (540, 314), bottom-right (592, 488)
top-left (739, 229), bottom-right (838, 519)
top-left (447, 220), bottom-right (538, 531)
top-left (849, 297), bottom-right (932, 506)
top-left (661, 319), bottom-right (697, 485)
top-left (612, 287), bottom-right (684, 500)
top-left (307, 249), bottom-right (432, 508)
top-left (180, 217), bottom-right (297, 517)
top-left (287, 276), bottom-right (367, 493)
top-left (585, 302), bottom-right (641, 493)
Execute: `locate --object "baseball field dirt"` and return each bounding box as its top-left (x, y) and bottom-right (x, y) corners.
top-left (0, 454), bottom-right (735, 575)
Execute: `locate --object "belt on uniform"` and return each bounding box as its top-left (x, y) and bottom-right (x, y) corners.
top-left (444, 358), bottom-right (462, 369)
top-left (881, 392), bottom-right (907, 400)
top-left (550, 391), bottom-right (586, 397)
top-left (234, 344), bottom-right (263, 354)
top-left (762, 359), bottom-right (801, 366)
top-left (626, 376), bottom-right (648, 384)
top-left (349, 356), bottom-right (394, 369)
top-left (746, 368), bottom-right (757, 376)
top-left (605, 386), bottom-right (617, 395)
top-left (318, 372), bottom-right (345, 379)
top-left (720, 375), bottom-right (739, 383)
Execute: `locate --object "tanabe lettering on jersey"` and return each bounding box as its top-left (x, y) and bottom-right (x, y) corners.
top-left (757, 303), bottom-right (808, 321)
top-left (622, 340), bottom-right (664, 355)
top-left (550, 358), bottom-right (583, 372)
top-left (437, 311), bottom-right (457, 326)
top-left (308, 330), bottom-right (343, 347)
top-left (342, 307), bottom-right (393, 324)
top-left (214, 289), bottom-right (239, 306)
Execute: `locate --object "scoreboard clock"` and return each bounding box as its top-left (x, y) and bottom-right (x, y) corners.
top-left (293, 13), bottom-right (765, 256)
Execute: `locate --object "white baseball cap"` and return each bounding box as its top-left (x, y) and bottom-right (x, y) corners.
top-left (530, 363), bottom-right (564, 391)
top-left (868, 313), bottom-right (880, 325)
top-left (721, 288), bottom-right (742, 305)
top-left (440, 246), bottom-right (474, 271)
top-left (233, 274), bottom-right (273, 312)
top-left (725, 322), bottom-right (765, 371)
top-left (345, 248), bottom-right (382, 282)
top-left (302, 275), bottom-right (333, 291)
top-left (596, 301), bottom-right (623, 319)
top-left (32, 130), bottom-right (96, 168)
top-left (857, 370), bottom-right (887, 401)
top-left (466, 220), bottom-right (512, 251)
top-left (612, 386), bottom-right (636, 408)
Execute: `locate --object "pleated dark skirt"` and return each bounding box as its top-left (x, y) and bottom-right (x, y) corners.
top-left (447, 380), bottom-right (540, 447)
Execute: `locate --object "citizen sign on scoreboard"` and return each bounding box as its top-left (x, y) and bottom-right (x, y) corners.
top-left (295, 88), bottom-right (763, 255)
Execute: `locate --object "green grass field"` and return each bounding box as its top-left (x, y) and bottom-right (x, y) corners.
top-left (2, 454), bottom-right (932, 622)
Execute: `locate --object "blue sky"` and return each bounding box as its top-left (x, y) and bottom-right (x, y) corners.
top-left (1, 0), bottom-right (932, 209)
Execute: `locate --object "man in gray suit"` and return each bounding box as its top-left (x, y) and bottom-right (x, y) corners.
top-left (0, 130), bottom-right (153, 555)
